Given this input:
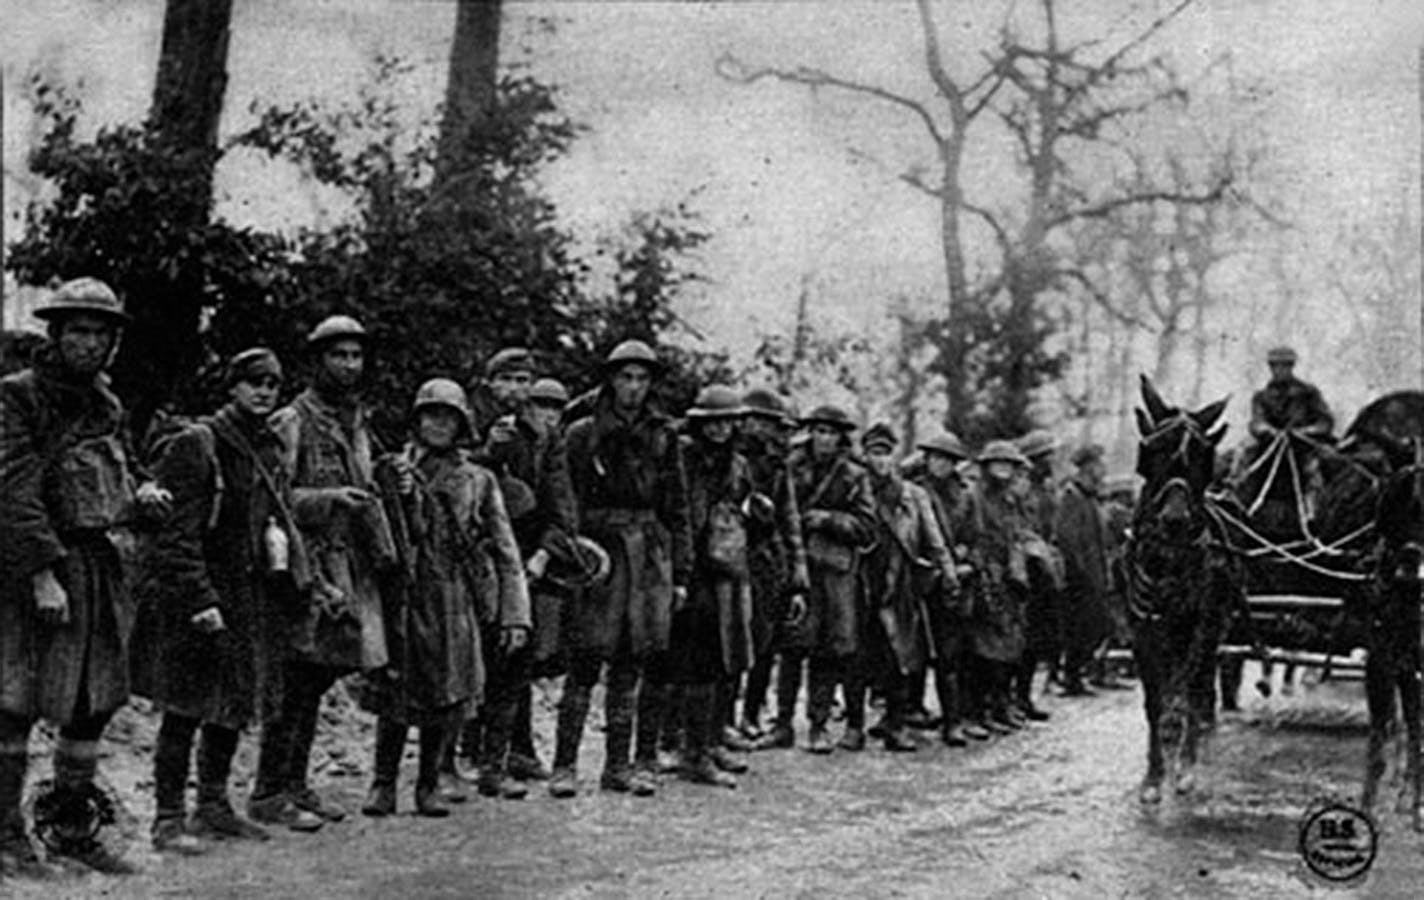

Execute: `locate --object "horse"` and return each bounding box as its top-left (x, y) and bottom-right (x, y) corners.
top-left (1358, 430), bottom-right (1424, 830)
top-left (1126, 376), bottom-right (1243, 804)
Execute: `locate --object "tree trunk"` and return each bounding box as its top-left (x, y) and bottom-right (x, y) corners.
top-left (437, 0), bottom-right (502, 187)
top-left (151, 0), bottom-right (233, 185)
top-left (123, 0), bottom-right (233, 432)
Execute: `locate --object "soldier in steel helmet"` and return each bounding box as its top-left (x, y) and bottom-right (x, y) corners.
top-left (649, 385), bottom-right (757, 788)
top-left (1013, 430), bottom-right (1062, 720)
top-left (966, 440), bottom-right (1033, 736)
top-left (248, 314), bottom-right (399, 830)
top-left (454, 347), bottom-right (577, 798)
top-left (1053, 444), bottom-right (1114, 697)
top-left (783, 404), bottom-right (876, 754)
top-left (0, 278), bottom-right (170, 876)
top-left (736, 388), bottom-right (810, 749)
top-left (550, 340), bottom-right (692, 798)
top-left (131, 347), bottom-right (304, 854)
top-left (907, 430), bottom-right (985, 746)
top-left (358, 379), bottom-right (529, 819)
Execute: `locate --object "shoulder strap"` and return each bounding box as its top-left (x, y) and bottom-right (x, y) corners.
top-left (805, 456), bottom-right (847, 510)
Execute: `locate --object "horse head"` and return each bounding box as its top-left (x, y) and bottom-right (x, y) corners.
top-left (1133, 376), bottom-right (1228, 541)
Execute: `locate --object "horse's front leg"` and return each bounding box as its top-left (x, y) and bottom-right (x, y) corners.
top-left (1137, 646), bottom-right (1166, 804)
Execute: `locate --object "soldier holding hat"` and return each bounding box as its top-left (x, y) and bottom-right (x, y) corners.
top-left (133, 347), bottom-right (304, 852)
top-left (0, 278), bottom-right (168, 876)
top-left (551, 340), bottom-right (692, 798)
top-left (782, 404), bottom-right (876, 754)
top-left (249, 314), bottom-right (399, 830)
top-left (736, 389), bottom-right (810, 747)
top-left (1053, 444), bottom-right (1113, 696)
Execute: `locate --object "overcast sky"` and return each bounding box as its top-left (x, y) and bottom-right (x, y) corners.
top-left (3, 0), bottom-right (1421, 426)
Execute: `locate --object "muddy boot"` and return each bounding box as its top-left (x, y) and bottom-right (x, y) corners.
top-left (762, 655), bottom-right (800, 750)
top-left (601, 670), bottom-right (654, 797)
top-left (477, 691), bottom-right (526, 800)
top-left (681, 686), bottom-right (736, 789)
top-left (362, 719), bottom-right (404, 818)
top-left (1, 737), bottom-right (49, 880)
top-left (940, 724), bottom-right (969, 748)
top-left (151, 714), bottom-right (197, 850)
top-left (414, 725), bottom-right (451, 818)
top-left (457, 716), bottom-right (483, 777)
top-left (549, 682), bottom-right (591, 799)
top-left (508, 689), bottom-right (551, 781)
top-left (192, 724), bottom-right (268, 841)
top-left (634, 680), bottom-right (669, 776)
top-left (53, 739), bottom-right (135, 875)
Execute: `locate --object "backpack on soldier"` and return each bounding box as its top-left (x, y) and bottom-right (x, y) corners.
top-left (143, 409), bottom-right (223, 532)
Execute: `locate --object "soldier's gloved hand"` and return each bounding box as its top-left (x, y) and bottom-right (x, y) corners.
top-left (500, 626), bottom-right (529, 653)
top-left (525, 548), bottom-right (550, 581)
top-left (333, 486), bottom-right (373, 510)
top-left (191, 606), bottom-right (226, 633)
top-left (136, 480), bottom-right (174, 517)
top-left (784, 590), bottom-right (807, 625)
top-left (34, 569), bottom-right (70, 626)
top-left (671, 585), bottom-right (689, 614)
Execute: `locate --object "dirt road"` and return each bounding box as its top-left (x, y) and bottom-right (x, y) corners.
top-left (6, 666), bottom-right (1423, 899)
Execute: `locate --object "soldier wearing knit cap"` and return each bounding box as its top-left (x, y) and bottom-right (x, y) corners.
top-left (135, 346), bottom-right (307, 850)
top-left (857, 423), bottom-right (958, 752)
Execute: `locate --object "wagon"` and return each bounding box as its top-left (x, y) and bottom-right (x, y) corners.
top-left (1215, 391), bottom-right (1424, 685)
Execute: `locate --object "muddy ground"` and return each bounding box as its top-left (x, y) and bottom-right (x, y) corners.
top-left (5, 663), bottom-right (1424, 899)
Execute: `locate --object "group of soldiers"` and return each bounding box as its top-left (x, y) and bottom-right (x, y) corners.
top-left (0, 277), bottom-right (1130, 879)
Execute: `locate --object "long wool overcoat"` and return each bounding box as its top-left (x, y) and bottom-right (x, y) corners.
top-left (0, 355), bottom-right (138, 724)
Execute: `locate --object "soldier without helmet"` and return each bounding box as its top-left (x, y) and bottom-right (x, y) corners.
top-left (454, 348), bottom-right (578, 797)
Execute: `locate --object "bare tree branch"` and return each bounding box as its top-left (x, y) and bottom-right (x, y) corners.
top-left (716, 53), bottom-right (945, 146)
top-left (1048, 178), bottom-right (1230, 229)
top-left (963, 202), bottom-right (1012, 256)
top-left (1058, 267), bottom-right (1152, 330)
top-left (1068, 0), bottom-right (1199, 100)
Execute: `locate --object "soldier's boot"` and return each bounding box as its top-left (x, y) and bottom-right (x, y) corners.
top-left (757, 657), bottom-right (800, 750)
top-left (549, 682), bottom-right (590, 799)
top-left (477, 698), bottom-right (528, 801)
top-left (634, 680), bottom-right (672, 776)
top-left (740, 654), bottom-right (773, 738)
top-left (361, 718), bottom-right (404, 818)
top-left (711, 681), bottom-right (751, 770)
top-left (805, 660), bottom-right (837, 754)
top-left (151, 714), bottom-right (205, 855)
top-left (454, 717), bottom-right (484, 780)
top-left (1015, 659), bottom-right (1051, 721)
top-left (0, 734), bottom-right (49, 880)
top-left (682, 685), bottom-right (736, 789)
top-left (934, 670), bottom-right (969, 747)
top-left (508, 688), bottom-right (551, 781)
top-left (601, 669), bottom-right (655, 797)
top-left (287, 707), bottom-right (347, 823)
top-left (414, 724), bottom-right (451, 818)
top-left (839, 666), bottom-right (867, 752)
top-left (192, 724), bottom-right (268, 841)
top-left (881, 678), bottom-right (918, 753)
top-left (52, 738), bottom-right (135, 875)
